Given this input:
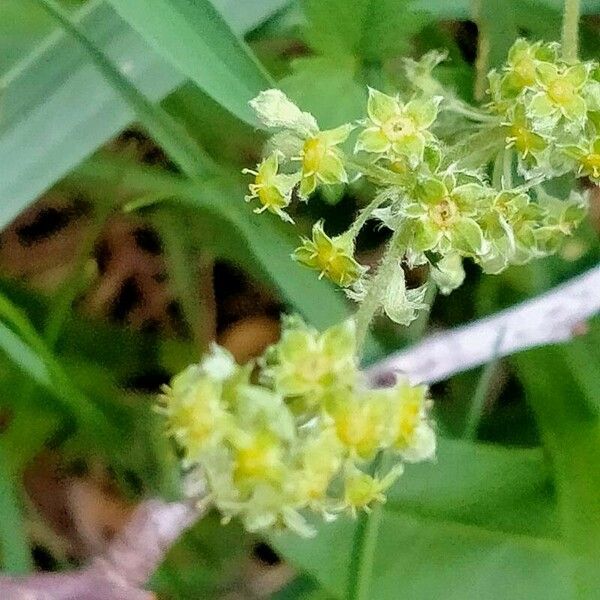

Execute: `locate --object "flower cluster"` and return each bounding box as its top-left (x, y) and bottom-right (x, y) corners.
top-left (488, 39), bottom-right (600, 181)
top-left (243, 39), bottom-right (590, 329)
top-left (159, 318), bottom-right (434, 536)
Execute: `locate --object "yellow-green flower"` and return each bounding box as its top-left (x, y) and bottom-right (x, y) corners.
top-left (505, 104), bottom-right (547, 157)
top-left (343, 466), bottom-right (402, 515)
top-left (355, 88), bottom-right (440, 166)
top-left (329, 391), bottom-right (389, 460)
top-left (243, 152), bottom-right (298, 223)
top-left (264, 318), bottom-right (357, 405)
top-left (563, 136), bottom-right (600, 182)
top-left (293, 221), bottom-right (365, 287)
top-left (529, 62), bottom-right (588, 123)
top-left (404, 175), bottom-right (491, 257)
top-left (297, 125), bottom-right (353, 197)
top-left (387, 379), bottom-right (435, 463)
top-left (504, 39), bottom-right (558, 93)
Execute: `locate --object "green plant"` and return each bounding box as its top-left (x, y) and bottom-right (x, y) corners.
top-left (0, 1), bottom-right (598, 599)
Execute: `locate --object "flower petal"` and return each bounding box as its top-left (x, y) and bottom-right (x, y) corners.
top-left (405, 96), bottom-right (441, 129)
top-left (451, 218), bottom-right (486, 255)
top-left (317, 153), bottom-right (348, 184)
top-left (355, 128), bottom-right (390, 154)
top-left (367, 88), bottom-right (400, 125)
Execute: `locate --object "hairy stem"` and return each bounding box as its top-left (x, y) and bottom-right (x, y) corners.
top-left (354, 231), bottom-right (404, 352)
top-left (562, 0), bottom-right (581, 62)
top-left (349, 189), bottom-right (394, 240)
top-left (472, 0), bottom-right (490, 101)
top-left (346, 453), bottom-right (384, 600)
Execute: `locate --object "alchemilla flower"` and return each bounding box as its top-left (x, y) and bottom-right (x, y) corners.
top-left (293, 221), bottom-right (365, 287)
top-left (160, 319), bottom-right (436, 537)
top-left (243, 152), bottom-right (298, 222)
top-left (404, 174), bottom-right (491, 257)
top-left (297, 124), bottom-right (353, 197)
top-left (355, 88), bottom-right (441, 167)
top-left (247, 89), bottom-right (352, 203)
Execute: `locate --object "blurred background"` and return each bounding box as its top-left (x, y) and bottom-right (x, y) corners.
top-left (0, 1), bottom-right (598, 598)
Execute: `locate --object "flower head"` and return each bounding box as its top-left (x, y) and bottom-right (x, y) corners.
top-left (356, 88), bottom-right (441, 167)
top-left (263, 317), bottom-right (358, 406)
top-left (298, 125), bottom-right (353, 197)
top-left (405, 174), bottom-right (491, 257)
top-left (243, 152), bottom-right (298, 222)
top-left (343, 467), bottom-right (402, 515)
top-left (293, 221), bottom-right (365, 287)
top-left (528, 63), bottom-right (588, 125)
top-left (563, 135), bottom-right (600, 182)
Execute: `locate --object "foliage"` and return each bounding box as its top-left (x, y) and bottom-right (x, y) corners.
top-left (0, 0), bottom-right (598, 599)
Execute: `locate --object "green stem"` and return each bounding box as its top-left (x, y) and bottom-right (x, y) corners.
top-left (0, 446), bottom-right (32, 573)
top-left (502, 148), bottom-right (513, 189)
top-left (562, 0), bottom-right (581, 62)
top-left (348, 190), bottom-right (393, 241)
top-left (472, 0), bottom-right (490, 101)
top-left (354, 231), bottom-right (404, 352)
top-left (345, 158), bottom-right (410, 187)
top-left (464, 326), bottom-right (505, 439)
top-left (444, 101), bottom-right (498, 124)
top-left (346, 453), bottom-right (385, 600)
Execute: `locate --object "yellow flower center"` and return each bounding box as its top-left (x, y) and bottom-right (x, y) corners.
top-left (302, 137), bottom-right (327, 175)
top-left (334, 406), bottom-right (382, 458)
top-left (394, 400), bottom-right (421, 448)
top-left (513, 56), bottom-right (536, 87)
top-left (345, 474), bottom-right (382, 508)
top-left (509, 124), bottom-right (544, 155)
top-left (258, 185), bottom-right (286, 209)
top-left (234, 435), bottom-right (281, 482)
top-left (581, 152), bottom-right (600, 173)
top-left (548, 79), bottom-right (575, 105)
top-left (382, 115), bottom-right (416, 142)
top-left (430, 198), bottom-right (459, 229)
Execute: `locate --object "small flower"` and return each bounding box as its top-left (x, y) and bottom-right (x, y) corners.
top-left (243, 152), bottom-right (299, 223)
top-left (387, 378), bottom-right (435, 462)
top-left (329, 391), bottom-right (389, 459)
top-left (297, 125), bottom-right (353, 198)
top-left (293, 221), bottom-right (365, 287)
top-left (343, 466), bottom-right (403, 515)
top-left (159, 363), bottom-right (231, 464)
top-left (264, 318), bottom-right (358, 405)
top-left (504, 39), bottom-right (558, 93)
top-left (563, 136), bottom-right (600, 182)
top-left (528, 62), bottom-right (588, 124)
top-left (430, 254), bottom-right (465, 295)
top-left (355, 88), bottom-right (441, 166)
top-left (504, 104), bottom-right (547, 157)
top-left (382, 266), bottom-right (428, 326)
top-left (249, 89), bottom-right (318, 137)
top-left (405, 174), bottom-right (491, 257)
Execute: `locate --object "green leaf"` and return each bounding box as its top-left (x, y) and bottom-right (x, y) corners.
top-left (271, 438), bottom-right (572, 599)
top-left (36, 0), bottom-right (215, 179)
top-left (0, 451), bottom-right (31, 573)
top-left (302, 0), bottom-right (430, 60)
top-left (105, 0), bottom-right (273, 126)
top-left (515, 322), bottom-right (600, 598)
top-left (0, 291), bottom-right (115, 447)
top-left (279, 57), bottom-right (367, 129)
top-left (0, 0), bottom-right (279, 231)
